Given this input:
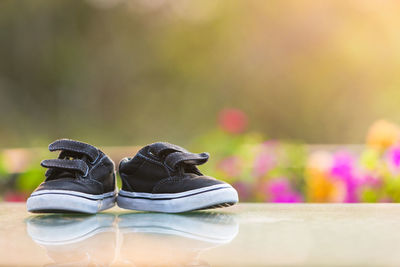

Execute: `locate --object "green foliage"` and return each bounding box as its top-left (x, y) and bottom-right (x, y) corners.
top-left (15, 166), bottom-right (45, 193)
top-left (0, 153), bottom-right (7, 178)
top-left (361, 189), bottom-right (379, 203)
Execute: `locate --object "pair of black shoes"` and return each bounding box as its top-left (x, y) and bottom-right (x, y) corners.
top-left (27, 139), bottom-right (238, 214)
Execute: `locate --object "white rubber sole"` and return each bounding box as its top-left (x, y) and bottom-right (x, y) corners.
top-left (26, 190), bottom-right (117, 214)
top-left (27, 214), bottom-right (115, 245)
top-left (118, 212), bottom-right (239, 244)
top-left (117, 184), bottom-right (238, 213)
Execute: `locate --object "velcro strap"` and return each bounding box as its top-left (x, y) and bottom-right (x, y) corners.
top-left (165, 151), bottom-right (209, 169)
top-left (149, 142), bottom-right (188, 156)
top-left (49, 139), bottom-right (99, 162)
top-left (41, 159), bottom-right (89, 176)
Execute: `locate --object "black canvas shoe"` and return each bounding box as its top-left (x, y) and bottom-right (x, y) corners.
top-left (27, 139), bottom-right (117, 214)
top-left (117, 142), bottom-right (238, 213)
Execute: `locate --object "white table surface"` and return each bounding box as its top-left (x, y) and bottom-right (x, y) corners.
top-left (1, 203), bottom-right (400, 266)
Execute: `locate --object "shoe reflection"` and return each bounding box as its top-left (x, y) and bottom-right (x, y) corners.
top-left (117, 212), bottom-right (238, 267)
top-left (26, 212), bottom-right (238, 267)
top-left (26, 214), bottom-right (117, 266)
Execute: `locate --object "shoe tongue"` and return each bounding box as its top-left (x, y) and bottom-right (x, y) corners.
top-left (56, 170), bottom-right (76, 179)
top-left (45, 168), bottom-right (77, 180)
top-left (60, 150), bottom-right (88, 161)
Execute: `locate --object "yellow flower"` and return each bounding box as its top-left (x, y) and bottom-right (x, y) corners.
top-left (366, 120), bottom-right (400, 150)
top-left (306, 168), bottom-right (345, 202)
top-left (305, 151), bottom-right (344, 202)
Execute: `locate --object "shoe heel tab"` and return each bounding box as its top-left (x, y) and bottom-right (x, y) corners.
top-left (97, 152), bottom-right (115, 169)
top-left (118, 157), bottom-right (131, 173)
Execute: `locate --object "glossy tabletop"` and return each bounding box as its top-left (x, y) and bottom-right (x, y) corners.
top-left (1, 203), bottom-right (400, 266)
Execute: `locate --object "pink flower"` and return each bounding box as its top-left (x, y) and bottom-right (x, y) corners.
top-left (217, 156), bottom-right (242, 178)
top-left (253, 142), bottom-right (278, 177)
top-left (218, 108), bottom-right (248, 134)
top-left (232, 181), bottom-right (252, 201)
top-left (254, 153), bottom-right (274, 177)
top-left (360, 174), bottom-right (382, 189)
top-left (4, 191), bottom-right (27, 202)
top-left (379, 197), bottom-right (393, 203)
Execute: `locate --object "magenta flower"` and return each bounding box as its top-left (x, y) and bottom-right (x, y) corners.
top-left (264, 178), bottom-right (303, 203)
top-left (330, 152), bottom-right (359, 203)
top-left (331, 152), bottom-right (354, 178)
top-left (387, 145), bottom-right (400, 173)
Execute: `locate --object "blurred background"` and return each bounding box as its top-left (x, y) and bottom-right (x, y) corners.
top-left (2, 0), bottom-right (400, 203)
